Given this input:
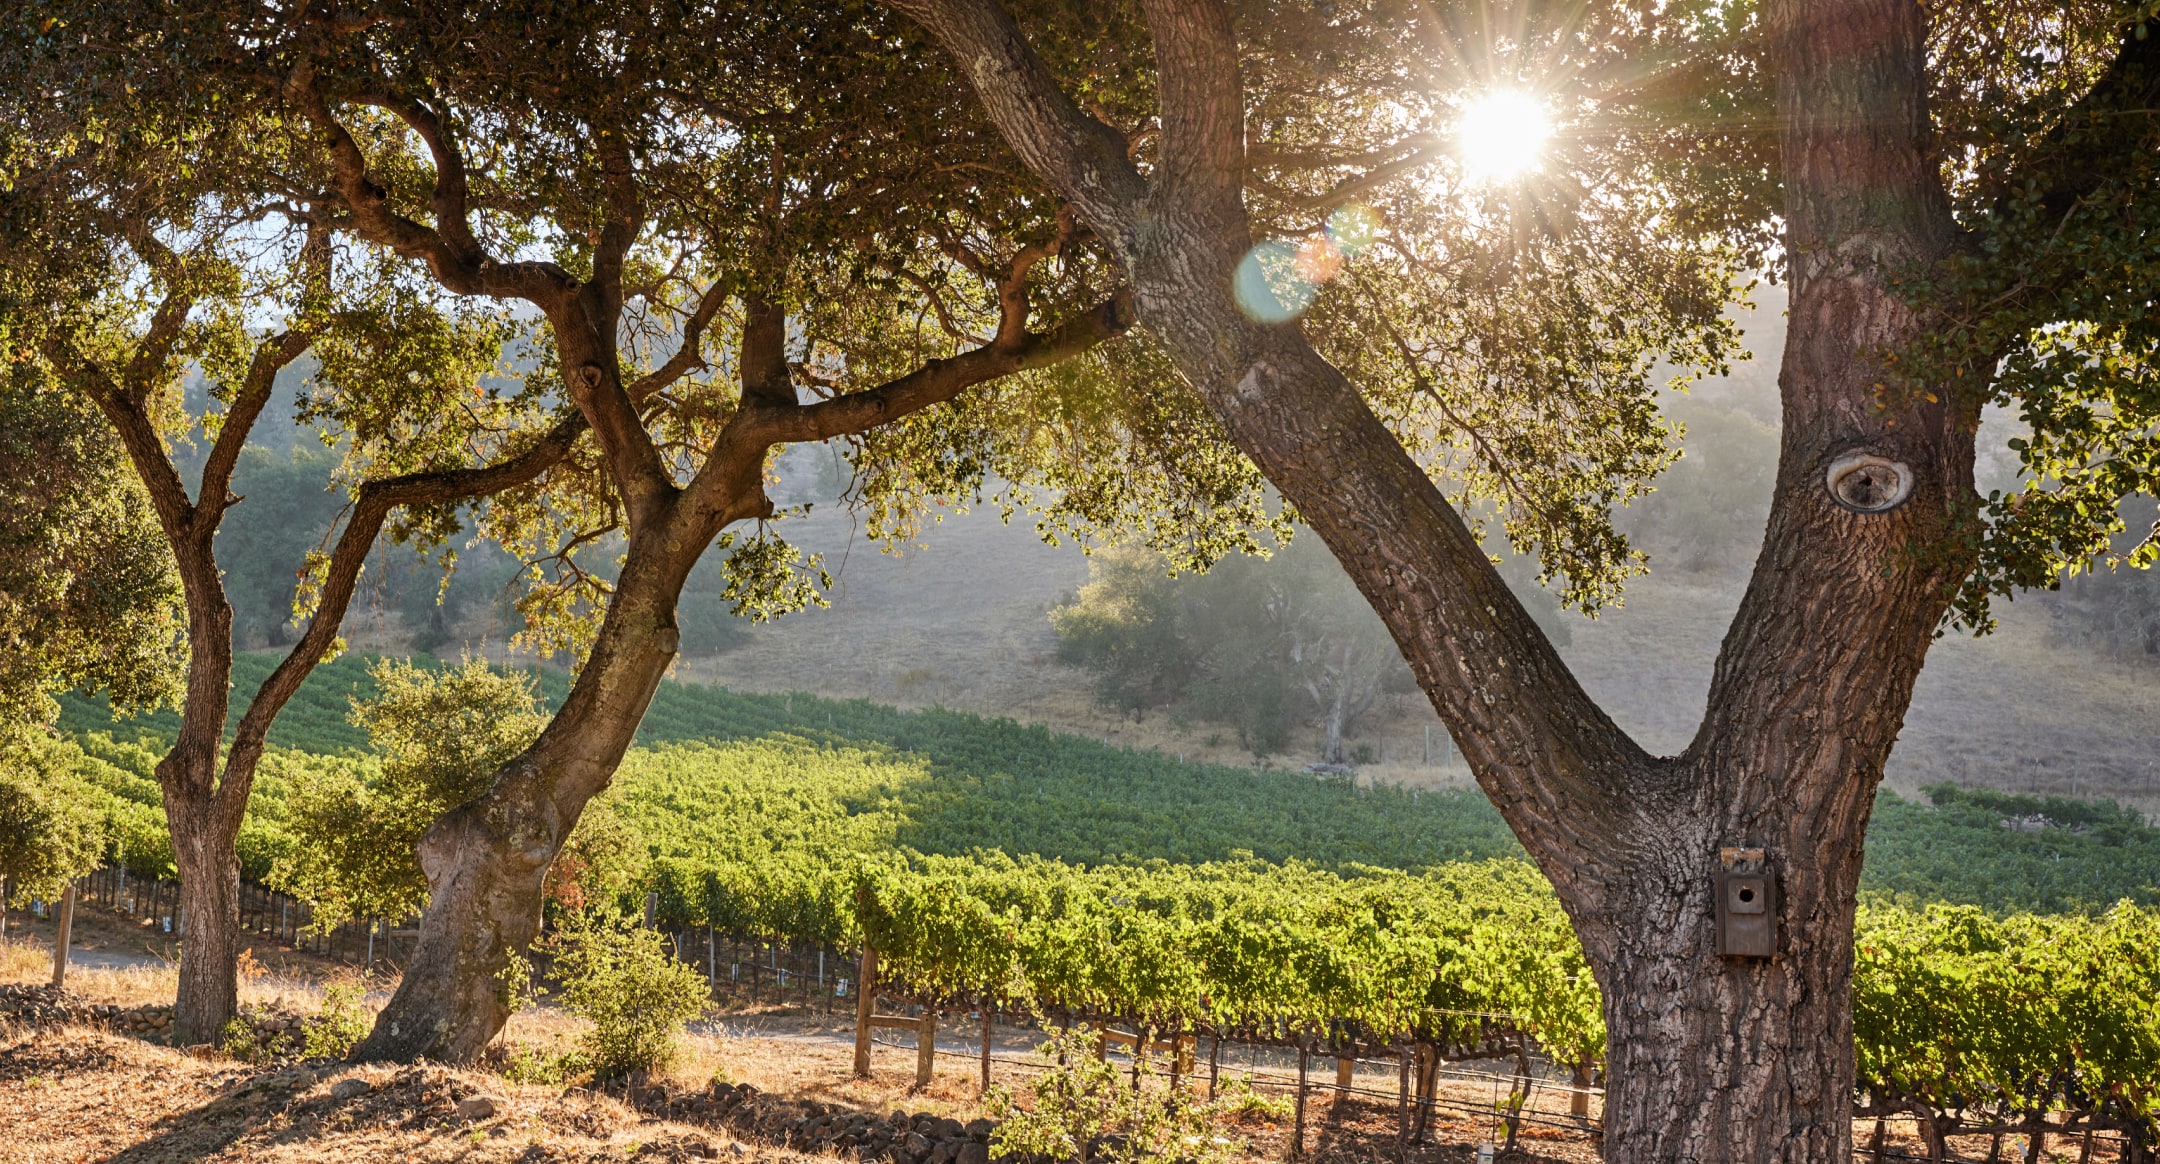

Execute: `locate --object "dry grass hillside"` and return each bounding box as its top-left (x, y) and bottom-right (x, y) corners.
top-left (667, 499), bottom-right (2159, 816)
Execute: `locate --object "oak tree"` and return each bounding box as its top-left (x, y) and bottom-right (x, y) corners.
top-left (0, 36), bottom-right (589, 1040)
top-left (877, 0), bottom-right (2160, 1159)
top-left (19, 0), bottom-right (1288, 1060)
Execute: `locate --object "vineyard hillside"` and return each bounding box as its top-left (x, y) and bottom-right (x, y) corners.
top-left (53, 655), bottom-right (2160, 915)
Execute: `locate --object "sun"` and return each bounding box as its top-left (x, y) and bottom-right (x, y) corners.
top-left (1456, 89), bottom-right (1552, 182)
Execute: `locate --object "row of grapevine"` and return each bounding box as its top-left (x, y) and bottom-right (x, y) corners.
top-left (648, 846), bottom-right (2160, 1151)
top-left (1855, 903), bottom-right (2160, 1154)
top-left (650, 849), bottom-right (1603, 1071)
top-left (59, 655), bottom-right (2160, 916)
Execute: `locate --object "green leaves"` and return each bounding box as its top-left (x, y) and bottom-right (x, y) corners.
top-left (1853, 902), bottom-right (2160, 1131)
top-left (274, 657), bottom-right (546, 932)
top-left (0, 374), bottom-right (182, 736)
top-left (1901, 2), bottom-right (2160, 627)
top-left (713, 527), bottom-right (832, 622)
top-left (0, 734), bottom-right (107, 901)
top-left (544, 910), bottom-right (713, 1081)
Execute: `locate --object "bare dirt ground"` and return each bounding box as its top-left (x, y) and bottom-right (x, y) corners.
top-left (0, 1023), bottom-right (751, 1164)
top-left (3, 922), bottom-right (1610, 1164)
top-left (5, 924), bottom-right (2116, 1163)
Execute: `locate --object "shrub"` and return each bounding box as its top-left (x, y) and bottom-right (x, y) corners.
top-left (274, 657), bottom-right (546, 933)
top-left (549, 914), bottom-right (710, 1080)
top-left (0, 735), bottom-right (107, 929)
top-left (989, 1026), bottom-right (1238, 1164)
top-left (496, 1042), bottom-right (591, 1085)
top-left (302, 980), bottom-right (372, 1060)
top-left (1216, 1076), bottom-right (1292, 1121)
top-left (218, 1014), bottom-right (288, 1065)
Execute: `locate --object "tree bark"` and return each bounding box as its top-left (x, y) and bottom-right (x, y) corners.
top-left (355, 522), bottom-right (716, 1062)
top-left (888, 0), bottom-right (1966, 1159)
top-left (169, 818), bottom-right (240, 1040)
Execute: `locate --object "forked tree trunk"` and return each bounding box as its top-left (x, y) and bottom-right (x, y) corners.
top-left (71, 303), bottom-right (577, 1052)
top-left (889, 0), bottom-right (1965, 1158)
top-left (348, 267), bottom-right (1124, 1060)
top-left (153, 565), bottom-right (250, 1049)
top-left (356, 538), bottom-right (705, 1063)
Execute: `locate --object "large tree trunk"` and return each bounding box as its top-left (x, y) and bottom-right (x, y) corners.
top-left (355, 521), bottom-right (716, 1063)
top-left (168, 795), bottom-right (244, 1046)
top-left (154, 544), bottom-right (249, 1049)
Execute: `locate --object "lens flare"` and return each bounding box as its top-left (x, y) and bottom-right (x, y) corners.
top-left (1234, 204), bottom-right (1385, 325)
top-left (1234, 240), bottom-right (1316, 324)
top-left (1456, 90), bottom-right (1551, 182)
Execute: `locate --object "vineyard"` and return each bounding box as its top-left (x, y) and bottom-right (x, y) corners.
top-left (43, 656), bottom-right (2160, 1156)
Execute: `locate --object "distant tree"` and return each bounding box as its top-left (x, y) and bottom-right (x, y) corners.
top-left (214, 445), bottom-right (350, 648)
top-left (0, 735), bottom-right (106, 938)
top-left (1054, 542), bottom-right (1409, 759)
top-left (1055, 539), bottom-right (1566, 762)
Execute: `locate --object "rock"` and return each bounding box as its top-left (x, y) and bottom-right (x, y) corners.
top-left (964, 1119), bottom-right (995, 1139)
top-left (330, 1077), bottom-right (373, 1102)
top-left (904, 1132), bottom-right (933, 1158)
top-left (458, 1094), bottom-right (505, 1121)
top-left (930, 1142), bottom-right (958, 1164)
top-left (956, 1142), bottom-right (990, 1164)
top-left (932, 1117), bottom-right (964, 1140)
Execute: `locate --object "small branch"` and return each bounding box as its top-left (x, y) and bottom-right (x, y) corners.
top-left (198, 328), bottom-right (315, 523)
top-left (625, 279), bottom-right (733, 402)
top-left (762, 289), bottom-right (1133, 445)
top-left (282, 62), bottom-right (562, 303)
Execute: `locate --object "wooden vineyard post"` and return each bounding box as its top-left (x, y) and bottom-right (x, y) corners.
top-left (1168, 1033), bottom-right (1194, 1093)
top-left (50, 883), bottom-right (76, 989)
top-left (916, 1010), bottom-right (937, 1089)
top-left (1293, 1043), bottom-right (1309, 1158)
top-left (980, 1007), bottom-right (993, 1094)
top-left (853, 943), bottom-right (878, 1078)
top-left (1396, 1045), bottom-right (1411, 1162)
top-left (1569, 1060), bottom-right (1593, 1119)
top-left (1337, 1048), bottom-right (1354, 1094)
top-left (1410, 1044), bottom-right (1435, 1144)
